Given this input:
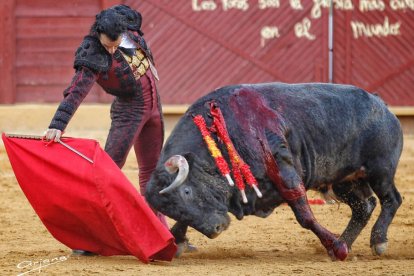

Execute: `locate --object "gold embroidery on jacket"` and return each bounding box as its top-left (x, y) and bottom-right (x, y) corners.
top-left (121, 49), bottom-right (150, 80)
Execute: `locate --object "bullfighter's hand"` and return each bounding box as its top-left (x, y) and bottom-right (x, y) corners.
top-left (43, 128), bottom-right (62, 142)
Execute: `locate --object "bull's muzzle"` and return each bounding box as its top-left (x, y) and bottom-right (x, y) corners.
top-left (202, 213), bottom-right (231, 239)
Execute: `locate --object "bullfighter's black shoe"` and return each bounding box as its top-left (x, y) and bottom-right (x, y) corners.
top-left (186, 242), bottom-right (197, 253)
top-left (72, 249), bottom-right (97, 256)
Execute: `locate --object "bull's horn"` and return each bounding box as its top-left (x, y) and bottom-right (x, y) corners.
top-left (159, 155), bottom-right (189, 194)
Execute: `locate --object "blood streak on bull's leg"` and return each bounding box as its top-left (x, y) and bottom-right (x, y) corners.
top-left (259, 139), bottom-right (348, 261)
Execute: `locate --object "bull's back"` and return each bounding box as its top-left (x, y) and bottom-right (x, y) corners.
top-left (257, 83), bottom-right (402, 183)
top-left (262, 83), bottom-right (401, 147)
top-left (260, 83), bottom-right (396, 136)
top-left (192, 82), bottom-right (397, 135)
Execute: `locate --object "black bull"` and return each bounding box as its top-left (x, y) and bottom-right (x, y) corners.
top-left (146, 83), bottom-right (403, 261)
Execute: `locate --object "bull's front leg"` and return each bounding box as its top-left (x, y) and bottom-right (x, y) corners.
top-left (171, 222), bottom-right (197, 257)
top-left (286, 195), bottom-right (348, 261)
top-left (259, 139), bottom-right (348, 261)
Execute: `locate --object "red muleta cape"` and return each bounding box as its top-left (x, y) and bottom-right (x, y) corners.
top-left (1, 133), bottom-right (177, 263)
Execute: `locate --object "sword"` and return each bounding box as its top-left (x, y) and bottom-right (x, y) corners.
top-left (57, 140), bottom-right (94, 164)
top-left (5, 134), bottom-right (94, 164)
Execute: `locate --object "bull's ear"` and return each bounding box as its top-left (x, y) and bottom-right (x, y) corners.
top-left (181, 151), bottom-right (206, 168)
top-left (183, 151), bottom-right (218, 175)
top-left (181, 152), bottom-right (195, 165)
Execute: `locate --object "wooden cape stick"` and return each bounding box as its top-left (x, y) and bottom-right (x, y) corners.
top-left (5, 134), bottom-right (94, 164)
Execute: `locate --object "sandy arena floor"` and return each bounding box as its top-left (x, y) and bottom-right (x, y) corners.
top-left (0, 105), bottom-right (413, 275)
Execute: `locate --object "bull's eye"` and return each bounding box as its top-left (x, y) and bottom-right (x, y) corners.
top-left (180, 186), bottom-right (193, 199)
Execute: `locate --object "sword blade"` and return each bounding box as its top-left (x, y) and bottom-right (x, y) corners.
top-left (58, 140), bottom-right (94, 164)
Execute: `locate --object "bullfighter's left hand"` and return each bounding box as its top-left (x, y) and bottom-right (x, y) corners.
top-left (43, 128), bottom-right (62, 142)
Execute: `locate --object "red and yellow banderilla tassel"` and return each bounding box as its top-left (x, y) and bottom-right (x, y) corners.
top-left (193, 115), bottom-right (234, 186)
top-left (210, 104), bottom-right (262, 203)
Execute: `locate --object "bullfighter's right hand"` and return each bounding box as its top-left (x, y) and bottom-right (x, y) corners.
top-left (43, 128), bottom-right (62, 142)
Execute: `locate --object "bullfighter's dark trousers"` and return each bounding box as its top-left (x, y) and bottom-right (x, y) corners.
top-left (104, 70), bottom-right (167, 226)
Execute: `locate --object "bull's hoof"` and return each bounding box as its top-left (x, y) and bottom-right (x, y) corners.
top-left (371, 242), bottom-right (388, 256)
top-left (175, 241), bottom-right (198, 257)
top-left (186, 243), bottom-right (198, 252)
top-left (328, 240), bottom-right (348, 261)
